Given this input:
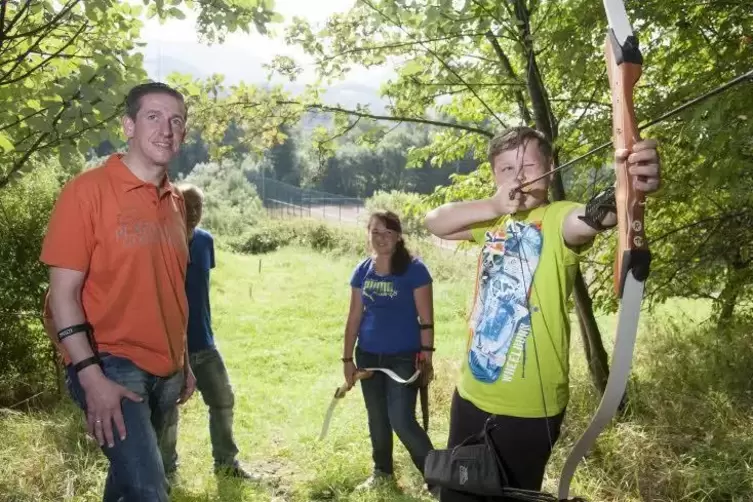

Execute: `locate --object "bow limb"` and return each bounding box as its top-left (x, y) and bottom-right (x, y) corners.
top-left (557, 1), bottom-right (652, 500)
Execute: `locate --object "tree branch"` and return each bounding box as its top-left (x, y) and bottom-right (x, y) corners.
top-left (513, 0), bottom-right (557, 140)
top-left (291, 102), bottom-right (494, 137)
top-left (0, 104), bottom-right (55, 134)
top-left (29, 108), bottom-right (122, 156)
top-left (0, 106), bottom-right (65, 190)
top-left (1, 0), bottom-right (31, 47)
top-left (485, 30), bottom-right (532, 124)
top-left (4, 0), bottom-right (80, 40)
top-left (360, 0), bottom-right (507, 128)
top-left (0, 22), bottom-right (89, 86)
top-left (0, 0), bottom-right (7, 50)
top-left (325, 32), bottom-right (488, 60)
top-left (648, 211), bottom-right (749, 245)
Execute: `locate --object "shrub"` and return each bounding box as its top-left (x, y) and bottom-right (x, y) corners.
top-left (180, 161), bottom-right (265, 237)
top-left (225, 217), bottom-right (476, 283)
top-left (0, 165), bottom-right (65, 406)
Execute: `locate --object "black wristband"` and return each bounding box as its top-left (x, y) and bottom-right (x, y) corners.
top-left (419, 323), bottom-right (434, 330)
top-left (341, 357), bottom-right (353, 363)
top-left (420, 345), bottom-right (435, 352)
top-left (73, 355), bottom-right (100, 373)
top-left (57, 322), bottom-right (92, 343)
top-left (578, 186), bottom-right (617, 231)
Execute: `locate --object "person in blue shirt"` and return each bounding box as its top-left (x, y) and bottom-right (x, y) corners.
top-left (342, 210), bottom-right (438, 495)
top-left (162, 183), bottom-right (259, 482)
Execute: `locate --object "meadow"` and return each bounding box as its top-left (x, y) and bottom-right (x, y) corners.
top-left (1, 224), bottom-right (751, 502)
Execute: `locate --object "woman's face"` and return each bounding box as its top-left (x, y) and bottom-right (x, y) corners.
top-left (369, 218), bottom-right (400, 256)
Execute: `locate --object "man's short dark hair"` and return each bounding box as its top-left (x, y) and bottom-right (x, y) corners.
top-left (124, 82), bottom-right (187, 120)
top-left (487, 126), bottom-right (553, 167)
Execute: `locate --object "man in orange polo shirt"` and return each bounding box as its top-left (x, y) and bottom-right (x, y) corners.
top-left (41, 82), bottom-right (196, 502)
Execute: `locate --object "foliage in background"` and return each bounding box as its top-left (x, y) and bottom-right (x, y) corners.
top-left (273, 0), bottom-right (753, 325)
top-left (363, 189), bottom-right (430, 238)
top-left (180, 161), bottom-right (265, 237)
top-left (0, 166), bottom-right (66, 406)
top-left (226, 217), bottom-right (473, 283)
top-left (0, 0), bottom-right (280, 190)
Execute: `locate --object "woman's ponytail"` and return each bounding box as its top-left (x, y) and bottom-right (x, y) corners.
top-left (391, 238), bottom-right (411, 276)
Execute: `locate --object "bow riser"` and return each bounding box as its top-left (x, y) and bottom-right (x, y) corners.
top-left (606, 29), bottom-right (651, 298)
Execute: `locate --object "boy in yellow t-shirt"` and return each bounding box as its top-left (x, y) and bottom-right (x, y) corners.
top-left (425, 126), bottom-right (662, 499)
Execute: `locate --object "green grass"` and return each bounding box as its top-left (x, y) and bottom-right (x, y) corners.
top-left (2, 242), bottom-right (752, 502)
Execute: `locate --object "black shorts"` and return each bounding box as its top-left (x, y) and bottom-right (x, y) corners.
top-left (439, 389), bottom-right (565, 501)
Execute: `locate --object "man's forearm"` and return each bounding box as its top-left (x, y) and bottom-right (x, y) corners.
top-left (425, 199), bottom-right (500, 238)
top-left (49, 290), bottom-right (96, 366)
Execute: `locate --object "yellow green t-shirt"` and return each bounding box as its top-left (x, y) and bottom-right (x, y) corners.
top-left (457, 200), bottom-right (589, 418)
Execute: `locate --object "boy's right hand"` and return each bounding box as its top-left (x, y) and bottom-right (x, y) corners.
top-left (491, 182), bottom-right (523, 216)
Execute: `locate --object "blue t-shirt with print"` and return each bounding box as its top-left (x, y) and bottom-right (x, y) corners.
top-left (350, 257), bottom-right (433, 354)
top-left (186, 227), bottom-right (216, 354)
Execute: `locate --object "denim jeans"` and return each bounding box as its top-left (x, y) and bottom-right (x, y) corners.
top-left (161, 346), bottom-right (239, 474)
top-left (66, 353), bottom-right (183, 502)
top-left (355, 346), bottom-right (434, 477)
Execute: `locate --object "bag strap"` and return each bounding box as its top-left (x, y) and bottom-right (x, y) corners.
top-left (482, 416), bottom-right (511, 487)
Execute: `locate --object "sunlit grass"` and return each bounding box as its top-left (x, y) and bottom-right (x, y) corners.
top-left (1, 242), bottom-right (751, 502)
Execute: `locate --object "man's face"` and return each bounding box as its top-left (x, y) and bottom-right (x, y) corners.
top-left (185, 194), bottom-right (203, 230)
top-left (491, 139), bottom-right (551, 209)
top-left (122, 92), bottom-right (186, 168)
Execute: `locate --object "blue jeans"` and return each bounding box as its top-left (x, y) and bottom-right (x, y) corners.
top-left (355, 346), bottom-right (434, 476)
top-left (161, 347), bottom-right (240, 473)
top-left (66, 354), bottom-right (183, 502)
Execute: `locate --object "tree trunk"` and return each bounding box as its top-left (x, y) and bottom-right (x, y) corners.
top-left (717, 258), bottom-right (745, 329)
top-left (573, 271), bottom-right (611, 394)
top-left (513, 0), bottom-right (610, 396)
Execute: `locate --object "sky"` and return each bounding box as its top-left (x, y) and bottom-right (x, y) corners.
top-left (138, 0), bottom-right (395, 109)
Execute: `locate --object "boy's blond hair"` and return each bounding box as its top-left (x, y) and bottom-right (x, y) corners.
top-left (177, 182), bottom-right (204, 208)
top-left (487, 126), bottom-right (554, 167)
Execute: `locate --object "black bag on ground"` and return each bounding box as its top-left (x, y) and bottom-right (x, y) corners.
top-left (424, 417), bottom-right (509, 496)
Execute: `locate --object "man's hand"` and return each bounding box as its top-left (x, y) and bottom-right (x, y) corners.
top-left (616, 138), bottom-right (661, 194)
top-left (178, 364), bottom-right (196, 405)
top-left (78, 367), bottom-right (143, 448)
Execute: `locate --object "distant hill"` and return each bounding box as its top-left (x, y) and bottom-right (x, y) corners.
top-left (141, 42), bottom-right (389, 114)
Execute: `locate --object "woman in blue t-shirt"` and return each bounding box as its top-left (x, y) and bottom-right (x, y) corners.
top-left (342, 210), bottom-right (437, 493)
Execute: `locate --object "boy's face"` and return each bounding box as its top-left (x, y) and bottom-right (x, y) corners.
top-left (184, 194), bottom-right (203, 230)
top-left (491, 138), bottom-right (551, 209)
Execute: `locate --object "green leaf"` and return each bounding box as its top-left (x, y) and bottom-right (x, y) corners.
top-left (401, 59), bottom-right (423, 76)
top-left (167, 7), bottom-right (185, 19)
top-left (0, 133), bottom-right (13, 153)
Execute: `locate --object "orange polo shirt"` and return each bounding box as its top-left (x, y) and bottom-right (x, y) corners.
top-left (40, 154), bottom-right (189, 377)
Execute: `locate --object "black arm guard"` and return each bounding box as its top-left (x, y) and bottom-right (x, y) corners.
top-left (578, 186), bottom-right (617, 231)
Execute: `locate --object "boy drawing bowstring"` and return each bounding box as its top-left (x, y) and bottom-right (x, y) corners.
top-left (425, 126), bottom-right (661, 500)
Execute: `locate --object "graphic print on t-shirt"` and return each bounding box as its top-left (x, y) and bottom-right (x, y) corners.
top-left (362, 278), bottom-right (398, 302)
top-left (468, 220), bottom-right (543, 384)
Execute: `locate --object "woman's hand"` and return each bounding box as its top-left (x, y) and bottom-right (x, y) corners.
top-left (343, 360), bottom-right (358, 389)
